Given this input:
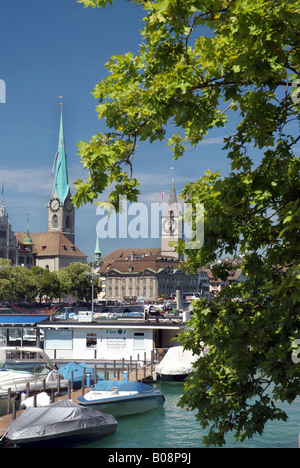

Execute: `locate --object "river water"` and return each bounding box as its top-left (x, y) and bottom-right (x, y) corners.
top-left (76, 381), bottom-right (300, 449)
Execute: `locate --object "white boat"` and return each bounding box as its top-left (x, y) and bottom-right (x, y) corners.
top-left (77, 380), bottom-right (165, 417)
top-left (4, 399), bottom-right (118, 447)
top-left (0, 346), bottom-right (68, 415)
top-left (154, 346), bottom-right (200, 382)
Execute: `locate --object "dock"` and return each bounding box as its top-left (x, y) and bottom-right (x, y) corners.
top-left (0, 363), bottom-right (156, 444)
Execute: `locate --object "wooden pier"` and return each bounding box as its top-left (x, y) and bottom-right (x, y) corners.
top-left (0, 362), bottom-right (156, 444)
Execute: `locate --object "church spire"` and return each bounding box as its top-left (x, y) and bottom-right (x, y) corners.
top-left (94, 235), bottom-right (102, 265)
top-left (161, 169), bottom-right (184, 259)
top-left (48, 100), bottom-right (75, 244)
top-left (52, 102), bottom-right (70, 205)
top-left (23, 213), bottom-right (33, 245)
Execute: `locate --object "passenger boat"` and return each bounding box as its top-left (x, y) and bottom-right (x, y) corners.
top-left (77, 380), bottom-right (165, 417)
top-left (4, 399), bottom-right (118, 447)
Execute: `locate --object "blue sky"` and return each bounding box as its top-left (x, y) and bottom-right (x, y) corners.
top-left (0, 0), bottom-right (275, 261)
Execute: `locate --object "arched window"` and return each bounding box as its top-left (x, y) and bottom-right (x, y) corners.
top-left (65, 216), bottom-right (70, 229)
top-left (52, 214), bottom-right (58, 229)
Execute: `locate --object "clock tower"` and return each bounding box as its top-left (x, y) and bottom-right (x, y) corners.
top-left (161, 175), bottom-right (184, 259)
top-left (48, 106), bottom-right (75, 243)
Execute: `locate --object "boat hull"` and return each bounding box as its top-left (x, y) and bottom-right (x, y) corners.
top-left (78, 392), bottom-right (165, 417)
top-left (159, 373), bottom-right (188, 382)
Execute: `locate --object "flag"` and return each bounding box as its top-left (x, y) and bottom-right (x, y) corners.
top-left (162, 190), bottom-right (166, 199)
top-left (52, 152), bottom-right (59, 175)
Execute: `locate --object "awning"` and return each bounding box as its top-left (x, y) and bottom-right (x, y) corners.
top-left (0, 315), bottom-right (49, 326)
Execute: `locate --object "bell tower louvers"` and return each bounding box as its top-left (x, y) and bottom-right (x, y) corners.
top-left (48, 108), bottom-right (75, 243)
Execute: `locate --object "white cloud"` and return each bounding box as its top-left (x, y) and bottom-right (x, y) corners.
top-left (0, 166), bottom-right (52, 195)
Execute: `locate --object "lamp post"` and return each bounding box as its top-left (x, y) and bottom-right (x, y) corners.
top-left (86, 258), bottom-right (100, 321)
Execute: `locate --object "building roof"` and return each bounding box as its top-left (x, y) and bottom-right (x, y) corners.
top-left (0, 315), bottom-right (49, 326)
top-left (38, 319), bottom-right (185, 331)
top-left (98, 248), bottom-right (185, 275)
top-left (51, 110), bottom-right (70, 204)
top-left (16, 231), bottom-right (87, 259)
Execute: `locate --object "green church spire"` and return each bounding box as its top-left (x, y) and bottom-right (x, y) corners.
top-left (94, 235), bottom-right (102, 265)
top-left (23, 213), bottom-right (33, 245)
top-left (52, 104), bottom-right (70, 204)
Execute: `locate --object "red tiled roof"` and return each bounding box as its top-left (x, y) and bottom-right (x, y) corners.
top-left (16, 232), bottom-right (87, 258)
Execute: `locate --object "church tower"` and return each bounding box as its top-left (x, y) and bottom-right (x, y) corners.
top-left (48, 106), bottom-right (75, 243)
top-left (161, 174), bottom-right (184, 259)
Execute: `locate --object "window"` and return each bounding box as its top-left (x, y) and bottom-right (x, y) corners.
top-left (52, 214), bottom-right (58, 229)
top-left (86, 333), bottom-right (97, 348)
top-left (133, 332), bottom-right (145, 349)
top-left (44, 329), bottom-right (73, 350)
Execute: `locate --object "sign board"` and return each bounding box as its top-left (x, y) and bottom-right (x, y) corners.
top-left (78, 311), bottom-right (93, 322)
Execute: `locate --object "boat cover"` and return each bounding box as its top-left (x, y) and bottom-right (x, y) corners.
top-left (58, 362), bottom-right (103, 386)
top-left (5, 399), bottom-right (117, 443)
top-left (155, 346), bottom-right (198, 376)
top-left (92, 380), bottom-right (154, 393)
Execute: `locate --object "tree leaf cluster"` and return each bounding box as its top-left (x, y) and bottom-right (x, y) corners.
top-left (75, 0), bottom-right (300, 446)
top-left (0, 260), bottom-right (98, 304)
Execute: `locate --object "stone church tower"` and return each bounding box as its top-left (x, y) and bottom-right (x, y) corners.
top-left (0, 199), bottom-right (18, 265)
top-left (161, 176), bottom-right (184, 259)
top-left (47, 108), bottom-right (75, 243)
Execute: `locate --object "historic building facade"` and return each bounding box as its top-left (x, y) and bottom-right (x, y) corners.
top-left (98, 180), bottom-right (199, 302)
top-left (0, 200), bottom-right (18, 265)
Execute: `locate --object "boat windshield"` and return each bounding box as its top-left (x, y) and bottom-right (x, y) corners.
top-left (0, 348), bottom-right (52, 374)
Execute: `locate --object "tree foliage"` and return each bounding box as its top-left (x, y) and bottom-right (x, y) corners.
top-left (0, 260), bottom-right (94, 304)
top-left (74, 0), bottom-right (300, 446)
top-left (58, 262), bottom-right (96, 301)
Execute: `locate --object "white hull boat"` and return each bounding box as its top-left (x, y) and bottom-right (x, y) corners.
top-left (154, 346), bottom-right (201, 382)
top-left (77, 380), bottom-right (165, 417)
top-left (0, 346), bottom-right (68, 415)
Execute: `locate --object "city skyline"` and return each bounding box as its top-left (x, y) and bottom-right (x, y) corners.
top-left (0, 0), bottom-right (257, 261)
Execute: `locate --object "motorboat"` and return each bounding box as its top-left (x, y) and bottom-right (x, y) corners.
top-left (77, 380), bottom-right (165, 417)
top-left (3, 399), bottom-right (118, 447)
top-left (154, 346), bottom-right (200, 382)
top-left (0, 346), bottom-right (68, 415)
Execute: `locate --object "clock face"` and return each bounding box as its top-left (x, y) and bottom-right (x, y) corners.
top-left (64, 199), bottom-right (73, 213)
top-left (162, 218), bottom-right (176, 236)
top-left (50, 197), bottom-right (60, 212)
top-left (162, 218), bottom-right (181, 236)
